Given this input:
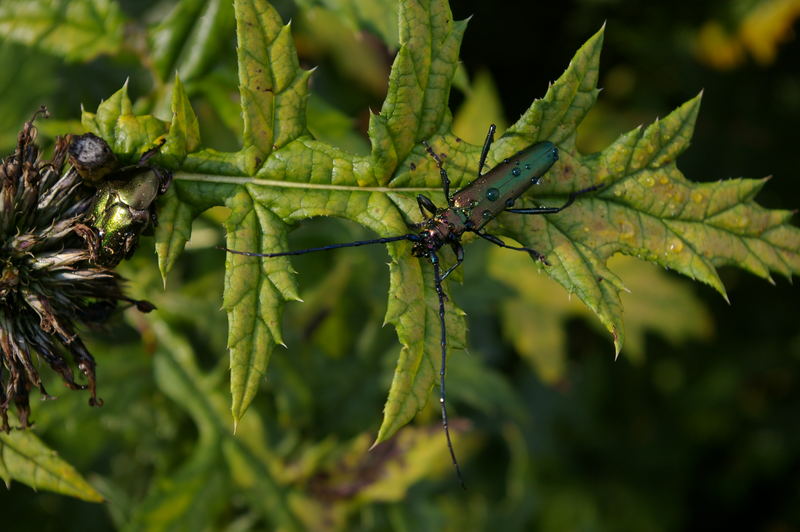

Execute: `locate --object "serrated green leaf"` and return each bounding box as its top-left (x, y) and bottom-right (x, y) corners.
top-left (155, 188), bottom-right (201, 282)
top-left (491, 25), bottom-right (605, 158)
top-left (497, 84), bottom-right (799, 354)
top-left (376, 250), bottom-right (466, 444)
top-left (83, 1), bottom-right (799, 451)
top-left (235, 0), bottom-right (311, 162)
top-left (0, 0), bottom-right (125, 62)
top-left (223, 189), bottom-right (298, 424)
top-left (128, 76), bottom-right (201, 283)
top-left (81, 82), bottom-right (168, 159)
top-left (372, 0), bottom-right (467, 172)
top-left (0, 415), bottom-right (103, 501)
top-left (162, 75), bottom-right (201, 163)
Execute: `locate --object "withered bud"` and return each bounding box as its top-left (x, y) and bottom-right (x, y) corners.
top-left (0, 108), bottom-right (151, 430)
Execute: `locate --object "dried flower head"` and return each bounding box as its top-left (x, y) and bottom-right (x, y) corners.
top-left (0, 107), bottom-right (151, 430)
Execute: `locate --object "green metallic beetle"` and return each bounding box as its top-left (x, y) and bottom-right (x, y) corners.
top-left (223, 124), bottom-right (603, 486)
top-left (68, 133), bottom-right (172, 267)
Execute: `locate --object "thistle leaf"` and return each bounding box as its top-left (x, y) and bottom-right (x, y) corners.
top-left (0, 418), bottom-right (103, 502)
top-left (235, 0), bottom-right (312, 166)
top-left (76, 0), bottom-right (799, 444)
top-left (497, 86), bottom-right (799, 354)
top-left (81, 82), bottom-right (168, 160)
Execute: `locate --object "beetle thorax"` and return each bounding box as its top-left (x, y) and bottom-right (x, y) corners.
top-left (411, 209), bottom-right (467, 257)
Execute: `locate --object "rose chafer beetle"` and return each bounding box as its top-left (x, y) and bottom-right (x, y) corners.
top-left (68, 133), bottom-right (172, 267)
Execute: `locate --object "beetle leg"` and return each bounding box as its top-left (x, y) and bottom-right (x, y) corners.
top-left (440, 241), bottom-right (464, 281)
top-left (126, 207), bottom-right (150, 225)
top-left (123, 232), bottom-right (140, 260)
top-left (417, 194), bottom-right (438, 219)
top-left (474, 230), bottom-right (550, 265)
top-left (477, 124), bottom-right (496, 177)
top-left (422, 140), bottom-right (453, 206)
top-left (138, 138), bottom-right (167, 165)
top-left (153, 166), bottom-right (173, 195)
top-left (506, 184), bottom-right (604, 215)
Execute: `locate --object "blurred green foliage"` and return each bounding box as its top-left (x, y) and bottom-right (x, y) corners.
top-left (1, 0), bottom-right (799, 530)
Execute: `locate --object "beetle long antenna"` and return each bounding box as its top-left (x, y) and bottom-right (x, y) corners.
top-left (430, 251), bottom-right (466, 489)
top-left (221, 234), bottom-right (419, 257)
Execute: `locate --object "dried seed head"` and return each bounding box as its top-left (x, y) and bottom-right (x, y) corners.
top-left (0, 107), bottom-right (151, 430)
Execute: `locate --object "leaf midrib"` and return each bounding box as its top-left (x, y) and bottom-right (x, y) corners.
top-left (176, 172), bottom-right (441, 193)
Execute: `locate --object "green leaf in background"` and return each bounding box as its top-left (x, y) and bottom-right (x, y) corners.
top-left (0, 415), bottom-right (103, 502)
top-left (452, 68), bottom-right (508, 144)
top-left (295, 6), bottom-right (391, 98)
top-left (489, 249), bottom-right (713, 383)
top-left (0, 42), bottom-right (58, 148)
top-left (148, 317), bottom-right (303, 531)
top-left (296, 0), bottom-right (400, 50)
top-left (0, 0), bottom-right (125, 62)
top-left (149, 0), bottom-right (235, 85)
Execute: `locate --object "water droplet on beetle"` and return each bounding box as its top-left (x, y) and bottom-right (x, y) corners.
top-left (482, 209), bottom-right (492, 219)
top-left (486, 187), bottom-right (500, 201)
top-left (505, 198), bottom-right (515, 208)
top-left (511, 168), bottom-right (521, 177)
